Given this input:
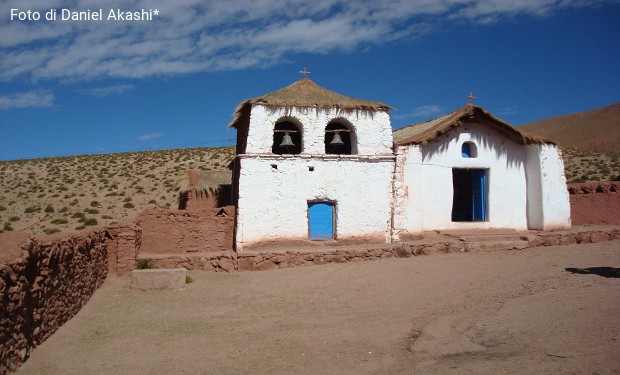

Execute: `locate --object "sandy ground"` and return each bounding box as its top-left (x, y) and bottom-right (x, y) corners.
top-left (16, 241), bottom-right (620, 375)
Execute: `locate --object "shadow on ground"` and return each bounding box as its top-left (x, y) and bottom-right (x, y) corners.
top-left (565, 267), bottom-right (620, 278)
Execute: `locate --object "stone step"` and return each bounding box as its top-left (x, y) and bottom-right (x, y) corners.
top-left (131, 268), bottom-right (187, 290)
top-left (465, 239), bottom-right (530, 252)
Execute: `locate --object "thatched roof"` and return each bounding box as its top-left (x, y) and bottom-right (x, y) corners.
top-left (393, 104), bottom-right (553, 146)
top-left (228, 78), bottom-right (393, 128)
top-left (177, 170), bottom-right (232, 194)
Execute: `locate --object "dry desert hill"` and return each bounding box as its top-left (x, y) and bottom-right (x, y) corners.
top-left (518, 102), bottom-right (620, 183)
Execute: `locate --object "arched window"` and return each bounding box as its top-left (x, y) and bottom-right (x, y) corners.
top-left (325, 122), bottom-right (355, 155)
top-left (461, 141), bottom-right (477, 158)
top-left (272, 121), bottom-right (302, 155)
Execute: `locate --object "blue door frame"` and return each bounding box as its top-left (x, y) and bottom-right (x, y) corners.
top-left (308, 201), bottom-right (335, 240)
top-left (452, 169), bottom-right (487, 222)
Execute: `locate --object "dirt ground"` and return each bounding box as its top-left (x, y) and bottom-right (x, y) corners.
top-left (16, 241), bottom-right (620, 375)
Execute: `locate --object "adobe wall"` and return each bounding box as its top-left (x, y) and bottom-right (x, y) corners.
top-left (0, 230), bottom-right (108, 374)
top-left (136, 207), bottom-right (235, 255)
top-left (568, 182), bottom-right (620, 225)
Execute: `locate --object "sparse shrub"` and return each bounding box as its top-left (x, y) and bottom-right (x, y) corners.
top-left (44, 204), bottom-right (54, 213)
top-left (136, 259), bottom-right (152, 269)
top-left (124, 202), bottom-right (134, 208)
top-left (75, 225), bottom-right (86, 230)
top-left (51, 218), bottom-right (68, 224)
top-left (148, 199), bottom-right (157, 204)
top-left (3, 222), bottom-right (14, 231)
top-left (101, 215), bottom-right (113, 219)
top-left (0, 206), bottom-right (6, 211)
top-left (84, 208), bottom-right (100, 214)
top-left (185, 275), bottom-right (193, 284)
top-left (59, 206), bottom-right (69, 213)
top-left (84, 218), bottom-right (98, 226)
top-left (90, 200), bottom-right (100, 207)
top-left (71, 212), bottom-right (85, 219)
top-left (43, 228), bottom-right (61, 235)
top-left (24, 206), bottom-right (40, 213)
top-left (8, 216), bottom-right (20, 222)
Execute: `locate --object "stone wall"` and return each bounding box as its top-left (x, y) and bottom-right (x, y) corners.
top-left (105, 207), bottom-right (235, 276)
top-left (140, 226), bottom-right (620, 273)
top-left (136, 207), bottom-right (234, 255)
top-left (0, 230), bottom-right (108, 375)
top-left (568, 182), bottom-right (620, 225)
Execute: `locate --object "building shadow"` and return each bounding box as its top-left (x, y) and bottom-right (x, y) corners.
top-left (565, 267), bottom-right (620, 278)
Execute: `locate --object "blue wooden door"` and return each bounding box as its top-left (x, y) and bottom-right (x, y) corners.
top-left (308, 202), bottom-right (335, 240)
top-left (471, 169), bottom-right (486, 221)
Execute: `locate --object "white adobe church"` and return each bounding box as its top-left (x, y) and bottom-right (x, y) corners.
top-left (228, 78), bottom-right (571, 250)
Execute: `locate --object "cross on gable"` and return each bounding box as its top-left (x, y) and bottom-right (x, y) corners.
top-left (299, 67), bottom-right (311, 78)
top-left (467, 92), bottom-right (476, 103)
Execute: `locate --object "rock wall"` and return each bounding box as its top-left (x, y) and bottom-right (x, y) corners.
top-left (568, 182), bottom-right (620, 225)
top-left (143, 226), bottom-right (620, 272)
top-left (136, 207), bottom-right (234, 255)
top-left (0, 230), bottom-right (108, 375)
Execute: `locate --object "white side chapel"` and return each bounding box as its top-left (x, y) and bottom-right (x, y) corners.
top-left (228, 77), bottom-right (571, 250)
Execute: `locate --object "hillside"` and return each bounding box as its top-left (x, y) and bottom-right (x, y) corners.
top-left (519, 102), bottom-right (620, 154)
top-left (0, 147), bottom-right (235, 236)
top-left (518, 102), bottom-right (620, 183)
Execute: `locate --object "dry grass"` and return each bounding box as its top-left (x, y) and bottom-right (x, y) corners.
top-left (0, 147), bottom-right (234, 235)
top-left (562, 148), bottom-right (620, 183)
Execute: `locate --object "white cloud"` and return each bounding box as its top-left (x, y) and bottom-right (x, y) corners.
top-left (394, 104), bottom-right (443, 120)
top-left (78, 84), bottom-right (135, 97)
top-left (496, 106), bottom-right (519, 116)
top-left (137, 132), bottom-right (164, 141)
top-left (0, 0), bottom-right (606, 81)
top-left (0, 90), bottom-right (54, 110)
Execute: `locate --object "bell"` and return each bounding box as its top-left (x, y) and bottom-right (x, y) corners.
top-left (279, 131), bottom-right (295, 148)
top-left (330, 131), bottom-right (344, 146)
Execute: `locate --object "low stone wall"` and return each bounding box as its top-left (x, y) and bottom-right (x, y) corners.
top-left (106, 224), bottom-right (141, 276)
top-left (0, 230), bottom-right (108, 375)
top-left (104, 207), bottom-right (235, 276)
top-left (140, 226), bottom-right (620, 273)
top-left (136, 207), bottom-right (235, 254)
top-left (568, 182), bottom-right (620, 225)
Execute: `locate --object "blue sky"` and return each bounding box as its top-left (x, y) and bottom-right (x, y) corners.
top-left (1, 0), bottom-right (619, 161)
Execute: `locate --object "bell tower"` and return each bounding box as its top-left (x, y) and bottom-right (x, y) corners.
top-left (228, 77), bottom-right (395, 250)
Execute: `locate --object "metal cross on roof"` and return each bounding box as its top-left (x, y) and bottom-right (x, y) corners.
top-left (467, 92), bottom-right (476, 104)
top-left (299, 67), bottom-right (311, 78)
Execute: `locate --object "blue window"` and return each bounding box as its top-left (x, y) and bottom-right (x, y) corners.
top-left (461, 142), bottom-right (477, 158)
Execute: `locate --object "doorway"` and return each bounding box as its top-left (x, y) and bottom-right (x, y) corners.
top-left (452, 169), bottom-right (487, 222)
top-left (308, 201), bottom-right (335, 240)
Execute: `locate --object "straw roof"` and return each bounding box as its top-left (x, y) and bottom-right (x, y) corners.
top-left (393, 104), bottom-right (553, 146)
top-left (177, 170), bottom-right (232, 194)
top-left (228, 78), bottom-right (393, 128)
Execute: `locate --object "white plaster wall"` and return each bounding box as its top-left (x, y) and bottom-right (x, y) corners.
top-left (526, 144), bottom-right (571, 230)
top-left (236, 155), bottom-right (394, 249)
top-left (525, 145), bottom-right (544, 229)
top-left (394, 145), bottom-right (424, 235)
top-left (245, 105), bottom-right (393, 155)
top-left (398, 123), bottom-right (530, 233)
